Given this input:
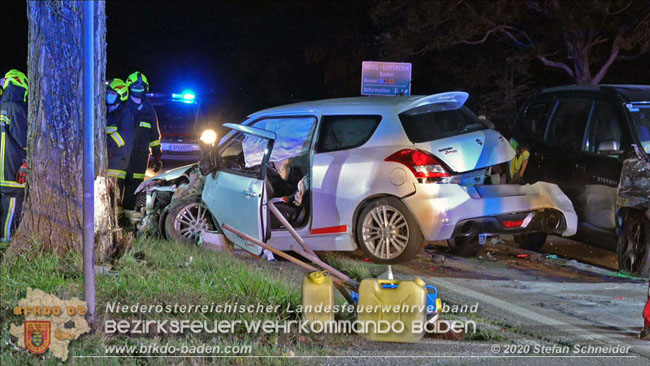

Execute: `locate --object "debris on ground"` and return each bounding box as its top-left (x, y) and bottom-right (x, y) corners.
top-left (133, 251), bottom-right (146, 262)
top-left (485, 252), bottom-right (498, 262)
top-left (199, 232), bottom-right (230, 252)
top-left (262, 249), bottom-right (276, 261)
top-left (94, 265), bottom-right (119, 276)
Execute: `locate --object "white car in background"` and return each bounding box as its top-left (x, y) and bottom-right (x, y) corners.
top-left (156, 92), bottom-right (577, 263)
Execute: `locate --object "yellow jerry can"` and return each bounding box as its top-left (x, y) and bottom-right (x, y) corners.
top-left (301, 271), bottom-right (335, 324)
top-left (357, 277), bottom-right (427, 343)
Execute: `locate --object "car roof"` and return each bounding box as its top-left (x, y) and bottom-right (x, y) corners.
top-left (248, 95), bottom-right (438, 118)
top-left (538, 84), bottom-right (650, 102)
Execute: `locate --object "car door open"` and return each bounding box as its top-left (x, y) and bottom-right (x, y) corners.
top-left (202, 123), bottom-right (276, 255)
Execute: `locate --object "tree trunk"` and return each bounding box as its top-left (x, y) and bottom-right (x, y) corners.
top-left (564, 32), bottom-right (593, 85)
top-left (13, 1), bottom-right (119, 260)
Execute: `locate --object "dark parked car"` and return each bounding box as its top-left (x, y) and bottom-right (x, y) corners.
top-left (512, 85), bottom-right (650, 276)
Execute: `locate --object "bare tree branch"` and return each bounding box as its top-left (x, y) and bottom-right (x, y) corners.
top-left (454, 26), bottom-right (502, 45)
top-left (606, 0), bottom-right (633, 16)
top-left (501, 26), bottom-right (533, 48)
top-left (588, 36), bottom-right (609, 49)
top-left (616, 43), bottom-right (649, 61)
top-left (537, 55), bottom-right (574, 78)
top-left (592, 36), bottom-right (620, 84)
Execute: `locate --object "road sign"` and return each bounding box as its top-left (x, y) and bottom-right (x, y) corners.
top-left (361, 61), bottom-right (412, 96)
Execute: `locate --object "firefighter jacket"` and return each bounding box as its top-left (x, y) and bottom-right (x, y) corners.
top-left (0, 84), bottom-right (28, 192)
top-left (106, 102), bottom-right (137, 179)
top-left (125, 98), bottom-right (162, 160)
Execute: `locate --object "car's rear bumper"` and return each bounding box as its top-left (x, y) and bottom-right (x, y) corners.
top-left (401, 182), bottom-right (578, 241)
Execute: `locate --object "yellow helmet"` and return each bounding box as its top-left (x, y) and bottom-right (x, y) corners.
top-left (107, 78), bottom-right (128, 102)
top-left (125, 71), bottom-right (149, 93)
top-left (3, 69), bottom-right (28, 91)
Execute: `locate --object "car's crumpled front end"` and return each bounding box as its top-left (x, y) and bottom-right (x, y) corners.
top-left (132, 164), bottom-right (205, 236)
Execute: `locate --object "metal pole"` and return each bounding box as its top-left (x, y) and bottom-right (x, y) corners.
top-left (82, 0), bottom-right (96, 323)
top-left (267, 198), bottom-right (317, 257)
top-left (222, 224), bottom-right (357, 290)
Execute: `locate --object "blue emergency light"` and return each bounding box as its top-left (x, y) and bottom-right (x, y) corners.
top-left (172, 90), bottom-right (196, 103)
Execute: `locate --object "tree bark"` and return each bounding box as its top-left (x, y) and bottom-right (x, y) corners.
top-left (13, 1), bottom-right (119, 260)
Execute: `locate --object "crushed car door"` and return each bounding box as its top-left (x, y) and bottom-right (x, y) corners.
top-left (202, 123), bottom-right (276, 255)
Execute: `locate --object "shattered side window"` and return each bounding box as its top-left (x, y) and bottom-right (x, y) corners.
top-left (244, 117), bottom-right (316, 167)
top-left (221, 132), bottom-right (272, 178)
top-left (628, 104), bottom-right (650, 153)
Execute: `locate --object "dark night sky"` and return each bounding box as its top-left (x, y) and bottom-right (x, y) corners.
top-left (0, 1), bottom-right (379, 122)
top-left (2, 1), bottom-right (650, 125)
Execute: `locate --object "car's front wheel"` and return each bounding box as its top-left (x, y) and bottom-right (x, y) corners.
top-left (165, 197), bottom-right (215, 245)
top-left (355, 197), bottom-right (423, 263)
top-left (618, 209), bottom-right (650, 277)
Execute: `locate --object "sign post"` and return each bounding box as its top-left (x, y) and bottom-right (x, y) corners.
top-left (361, 61), bottom-right (412, 96)
top-left (82, 0), bottom-right (96, 324)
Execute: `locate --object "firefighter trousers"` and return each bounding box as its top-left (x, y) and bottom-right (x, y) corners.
top-left (122, 152), bottom-right (149, 210)
top-left (0, 189), bottom-right (24, 241)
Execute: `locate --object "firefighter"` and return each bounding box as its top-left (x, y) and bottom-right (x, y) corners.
top-left (0, 70), bottom-right (28, 241)
top-left (122, 71), bottom-right (162, 211)
top-left (105, 78), bottom-right (135, 210)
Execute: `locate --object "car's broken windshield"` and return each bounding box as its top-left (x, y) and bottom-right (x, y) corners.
top-left (243, 117), bottom-right (316, 167)
top-left (398, 106), bottom-right (487, 143)
top-left (628, 103), bottom-right (650, 153)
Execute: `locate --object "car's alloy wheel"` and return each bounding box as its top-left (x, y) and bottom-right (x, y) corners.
top-left (362, 205), bottom-right (409, 260)
top-left (618, 210), bottom-right (650, 277)
top-left (356, 197), bottom-right (423, 263)
top-left (165, 198), bottom-right (214, 245)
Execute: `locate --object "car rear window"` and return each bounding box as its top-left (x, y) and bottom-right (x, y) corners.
top-left (316, 115), bottom-right (381, 153)
top-left (398, 106), bottom-right (487, 143)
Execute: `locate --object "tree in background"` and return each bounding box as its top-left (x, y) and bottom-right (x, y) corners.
top-left (13, 1), bottom-right (120, 258)
top-left (373, 0), bottom-right (650, 85)
top-left (371, 0), bottom-right (650, 128)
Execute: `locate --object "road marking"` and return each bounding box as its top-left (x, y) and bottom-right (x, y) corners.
top-left (430, 277), bottom-right (650, 358)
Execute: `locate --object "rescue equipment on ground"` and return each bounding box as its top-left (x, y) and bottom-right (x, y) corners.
top-left (357, 277), bottom-right (428, 343)
top-left (301, 271), bottom-right (335, 324)
top-left (222, 199), bottom-right (443, 344)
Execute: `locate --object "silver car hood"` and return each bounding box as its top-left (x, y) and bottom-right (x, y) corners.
top-left (150, 164), bottom-right (196, 181)
top-left (415, 129), bottom-right (515, 173)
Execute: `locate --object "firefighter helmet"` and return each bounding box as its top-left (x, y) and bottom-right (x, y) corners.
top-left (107, 78), bottom-right (128, 102)
top-left (2, 69), bottom-right (28, 91)
top-left (125, 71), bottom-right (149, 92)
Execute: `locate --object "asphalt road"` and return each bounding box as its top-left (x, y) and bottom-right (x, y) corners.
top-left (156, 159), bottom-right (650, 364)
top-left (318, 237), bottom-right (650, 365)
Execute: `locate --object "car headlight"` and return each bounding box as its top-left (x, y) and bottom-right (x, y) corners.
top-left (200, 129), bottom-right (217, 145)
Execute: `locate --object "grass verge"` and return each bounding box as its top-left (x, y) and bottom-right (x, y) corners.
top-left (0, 238), bottom-right (336, 365)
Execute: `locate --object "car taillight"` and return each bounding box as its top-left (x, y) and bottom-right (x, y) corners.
top-left (385, 149), bottom-right (450, 179)
top-left (502, 219), bottom-right (524, 228)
